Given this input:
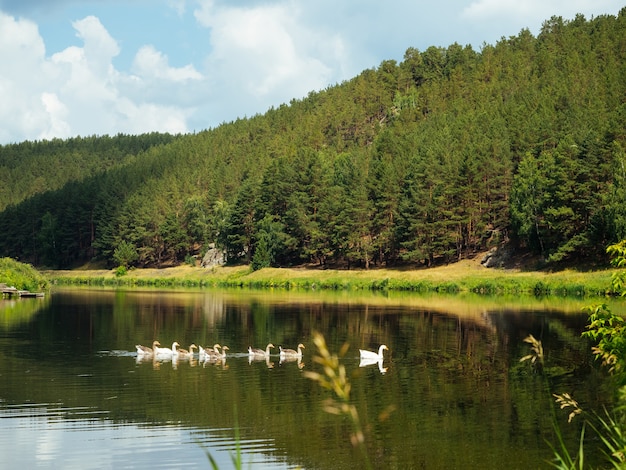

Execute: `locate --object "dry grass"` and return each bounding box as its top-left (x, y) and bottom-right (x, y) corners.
top-left (45, 253), bottom-right (619, 299)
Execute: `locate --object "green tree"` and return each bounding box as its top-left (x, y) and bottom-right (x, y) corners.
top-left (368, 128), bottom-right (411, 265)
top-left (159, 213), bottom-right (189, 264)
top-left (113, 240), bottom-right (138, 268)
top-left (183, 195), bottom-right (210, 247)
top-left (251, 234), bottom-right (271, 271)
top-left (1, 11), bottom-right (625, 269)
top-left (38, 211), bottom-right (58, 268)
top-left (225, 177), bottom-right (260, 264)
top-left (250, 214), bottom-right (288, 270)
top-left (325, 152), bottom-right (374, 268)
top-left (510, 152), bottom-right (552, 256)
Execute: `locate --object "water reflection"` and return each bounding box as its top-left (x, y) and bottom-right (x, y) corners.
top-left (249, 355), bottom-right (275, 368)
top-left (279, 355), bottom-right (305, 369)
top-left (359, 357), bottom-right (387, 374)
top-left (0, 288), bottom-right (620, 469)
top-left (0, 403), bottom-right (289, 469)
top-left (203, 355), bottom-right (228, 369)
top-left (0, 296), bottom-right (48, 329)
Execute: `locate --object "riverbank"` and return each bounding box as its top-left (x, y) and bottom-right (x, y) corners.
top-left (45, 256), bottom-right (619, 298)
top-left (0, 257), bottom-right (49, 293)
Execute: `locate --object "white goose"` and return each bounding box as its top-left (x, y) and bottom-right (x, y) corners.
top-left (359, 344), bottom-right (388, 361)
top-left (248, 343), bottom-right (275, 359)
top-left (155, 341), bottom-right (180, 359)
top-left (279, 343), bottom-right (305, 359)
top-left (135, 340), bottom-right (160, 357)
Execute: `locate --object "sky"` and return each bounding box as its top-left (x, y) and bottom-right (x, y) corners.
top-left (0, 0), bottom-right (622, 145)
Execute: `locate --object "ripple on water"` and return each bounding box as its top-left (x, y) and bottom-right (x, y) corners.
top-left (0, 403), bottom-right (294, 469)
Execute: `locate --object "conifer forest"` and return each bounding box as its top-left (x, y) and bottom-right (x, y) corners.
top-left (0, 11), bottom-right (625, 270)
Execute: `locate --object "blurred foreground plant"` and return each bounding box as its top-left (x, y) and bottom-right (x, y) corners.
top-left (583, 304), bottom-right (626, 376)
top-left (530, 240), bottom-right (626, 469)
top-left (547, 392), bottom-right (626, 470)
top-left (520, 334), bottom-right (544, 370)
top-left (304, 331), bottom-right (372, 469)
top-left (202, 405), bottom-right (244, 470)
top-left (586, 240), bottom-right (626, 378)
top-left (520, 329), bottom-right (626, 468)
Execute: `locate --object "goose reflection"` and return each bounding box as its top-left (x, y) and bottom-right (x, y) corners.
top-left (249, 354), bottom-right (274, 368)
top-left (359, 357), bottom-right (388, 374)
top-left (203, 354), bottom-right (228, 369)
top-left (279, 355), bottom-right (304, 369)
top-left (134, 351), bottom-right (166, 369)
top-left (135, 353), bottom-right (156, 365)
top-left (168, 353), bottom-right (197, 369)
top-left (178, 344), bottom-right (198, 367)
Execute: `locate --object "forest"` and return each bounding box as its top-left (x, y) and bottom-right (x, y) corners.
top-left (0, 11), bottom-right (625, 270)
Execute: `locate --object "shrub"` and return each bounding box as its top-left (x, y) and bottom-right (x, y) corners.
top-left (114, 265), bottom-right (128, 277)
top-left (0, 257), bottom-right (49, 292)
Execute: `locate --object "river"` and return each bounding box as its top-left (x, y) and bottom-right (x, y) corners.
top-left (0, 288), bottom-right (621, 469)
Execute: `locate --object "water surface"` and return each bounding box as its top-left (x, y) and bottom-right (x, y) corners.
top-left (0, 288), bottom-right (619, 469)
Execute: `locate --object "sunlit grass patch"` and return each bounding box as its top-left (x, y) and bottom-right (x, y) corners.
top-left (45, 258), bottom-right (618, 298)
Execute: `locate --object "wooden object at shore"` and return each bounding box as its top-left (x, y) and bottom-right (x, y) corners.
top-left (0, 283), bottom-right (45, 298)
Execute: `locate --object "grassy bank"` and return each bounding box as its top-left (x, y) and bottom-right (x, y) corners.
top-left (0, 257), bottom-right (49, 292)
top-left (45, 257), bottom-right (618, 298)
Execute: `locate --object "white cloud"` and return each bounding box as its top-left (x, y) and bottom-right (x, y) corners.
top-left (0, 12), bottom-right (52, 142)
top-left (194, 1), bottom-right (340, 99)
top-left (115, 100), bottom-right (190, 135)
top-left (1, 1), bottom-right (624, 143)
top-left (463, 0), bottom-right (622, 23)
top-left (186, 0), bottom-right (352, 126)
top-left (132, 45), bottom-right (203, 82)
top-left (0, 11), bottom-right (196, 142)
top-left (168, 0), bottom-right (187, 17)
top-left (73, 15), bottom-right (120, 67)
top-left (39, 92), bottom-right (71, 139)
top-left (463, 0), bottom-right (535, 20)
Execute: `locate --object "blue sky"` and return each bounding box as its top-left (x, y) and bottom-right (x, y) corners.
top-left (0, 0), bottom-right (622, 144)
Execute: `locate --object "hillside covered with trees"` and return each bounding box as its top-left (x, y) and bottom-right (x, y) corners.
top-left (0, 11), bottom-right (625, 270)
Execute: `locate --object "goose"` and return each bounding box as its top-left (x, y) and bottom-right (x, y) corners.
top-left (199, 344), bottom-right (222, 361)
top-left (204, 344), bottom-right (229, 362)
top-left (155, 341), bottom-right (179, 358)
top-left (177, 344), bottom-right (197, 360)
top-left (279, 343), bottom-right (305, 359)
top-left (359, 344), bottom-right (388, 361)
top-left (248, 343), bottom-right (275, 358)
top-left (204, 350), bottom-right (228, 369)
top-left (136, 340), bottom-right (160, 357)
top-left (216, 345), bottom-right (229, 359)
